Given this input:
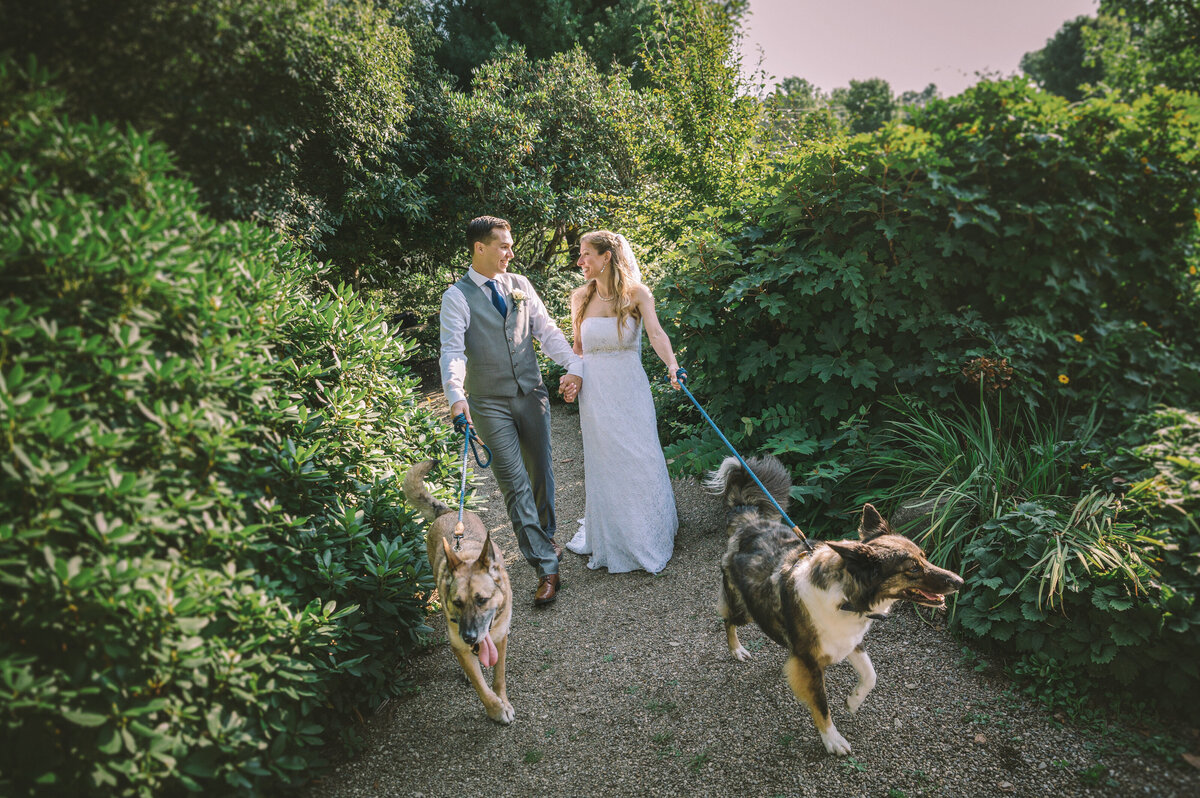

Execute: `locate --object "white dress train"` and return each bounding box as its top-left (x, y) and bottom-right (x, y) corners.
top-left (565, 316), bottom-right (677, 573)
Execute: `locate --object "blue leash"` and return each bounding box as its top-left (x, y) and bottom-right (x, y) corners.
top-left (672, 368), bottom-right (814, 552)
top-left (451, 413), bottom-right (492, 551)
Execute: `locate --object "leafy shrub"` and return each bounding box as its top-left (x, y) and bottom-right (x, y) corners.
top-left (958, 491), bottom-right (1197, 708)
top-left (852, 397), bottom-right (1200, 710)
top-left (0, 58), bottom-right (451, 796)
top-left (658, 78), bottom-right (1200, 487)
top-left (1, 0), bottom-right (423, 275)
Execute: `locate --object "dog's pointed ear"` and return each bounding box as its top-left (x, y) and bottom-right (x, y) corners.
top-left (442, 535), bottom-right (464, 570)
top-left (477, 531), bottom-right (493, 567)
top-left (477, 530), bottom-right (501, 571)
top-left (859, 503), bottom-right (889, 541)
top-left (827, 539), bottom-right (872, 564)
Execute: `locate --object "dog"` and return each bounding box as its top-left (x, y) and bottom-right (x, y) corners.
top-left (403, 460), bottom-right (514, 725)
top-left (705, 454), bottom-right (963, 755)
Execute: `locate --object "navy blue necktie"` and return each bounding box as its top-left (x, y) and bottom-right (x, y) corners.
top-left (485, 279), bottom-right (508, 318)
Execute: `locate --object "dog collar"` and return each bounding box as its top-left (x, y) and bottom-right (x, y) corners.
top-left (839, 601), bottom-right (888, 621)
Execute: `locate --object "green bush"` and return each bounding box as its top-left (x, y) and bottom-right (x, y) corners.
top-left (1, 0), bottom-right (422, 275)
top-left (658, 78), bottom-right (1200, 492)
top-left (0, 59), bottom-right (451, 796)
top-left (958, 476), bottom-right (1199, 709)
top-left (848, 397), bottom-right (1199, 711)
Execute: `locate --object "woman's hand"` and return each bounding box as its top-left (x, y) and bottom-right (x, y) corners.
top-left (667, 365), bottom-right (680, 390)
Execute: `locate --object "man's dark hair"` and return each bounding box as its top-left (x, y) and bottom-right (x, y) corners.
top-left (466, 216), bottom-right (511, 252)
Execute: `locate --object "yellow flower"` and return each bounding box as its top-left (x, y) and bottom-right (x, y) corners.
top-left (1058, 374), bottom-right (1070, 384)
top-left (1191, 265), bottom-right (1198, 275)
top-left (1073, 334), bottom-right (1084, 343)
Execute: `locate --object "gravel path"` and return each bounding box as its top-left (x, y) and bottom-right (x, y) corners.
top-left (309, 372), bottom-right (1199, 798)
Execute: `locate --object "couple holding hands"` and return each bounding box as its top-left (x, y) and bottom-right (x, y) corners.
top-left (438, 216), bottom-right (681, 605)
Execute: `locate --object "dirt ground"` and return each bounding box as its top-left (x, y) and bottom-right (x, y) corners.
top-left (307, 364), bottom-right (1200, 798)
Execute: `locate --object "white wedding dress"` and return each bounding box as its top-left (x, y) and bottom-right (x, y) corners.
top-left (566, 315), bottom-right (677, 573)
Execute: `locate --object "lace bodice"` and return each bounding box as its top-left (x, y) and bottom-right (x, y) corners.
top-left (581, 316), bottom-right (641, 356)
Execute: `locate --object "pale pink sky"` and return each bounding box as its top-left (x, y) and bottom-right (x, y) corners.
top-left (741, 0), bottom-right (1100, 97)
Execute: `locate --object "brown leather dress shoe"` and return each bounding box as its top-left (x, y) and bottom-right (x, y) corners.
top-left (533, 574), bottom-right (561, 606)
top-left (551, 540), bottom-right (563, 561)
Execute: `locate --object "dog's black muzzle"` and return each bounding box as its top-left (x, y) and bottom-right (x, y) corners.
top-left (457, 609), bottom-right (495, 648)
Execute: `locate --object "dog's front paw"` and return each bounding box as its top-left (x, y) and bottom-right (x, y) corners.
top-left (821, 727), bottom-right (852, 756)
top-left (846, 691), bottom-right (866, 715)
top-left (487, 700), bottom-right (515, 725)
top-left (730, 645), bottom-right (751, 662)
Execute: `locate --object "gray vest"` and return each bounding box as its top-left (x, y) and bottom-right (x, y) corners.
top-left (456, 274), bottom-right (542, 398)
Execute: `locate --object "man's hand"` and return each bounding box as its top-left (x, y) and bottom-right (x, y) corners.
top-left (451, 400), bottom-right (472, 426)
top-left (559, 374), bottom-right (581, 403)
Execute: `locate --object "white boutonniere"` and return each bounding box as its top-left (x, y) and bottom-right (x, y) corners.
top-left (510, 289), bottom-right (527, 308)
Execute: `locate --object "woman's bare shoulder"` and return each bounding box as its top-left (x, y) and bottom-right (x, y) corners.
top-left (630, 282), bottom-right (654, 303)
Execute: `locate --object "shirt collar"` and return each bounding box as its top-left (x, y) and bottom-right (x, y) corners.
top-left (468, 267), bottom-right (504, 288)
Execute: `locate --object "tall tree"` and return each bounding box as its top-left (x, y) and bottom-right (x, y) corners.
top-left (638, 0), bottom-right (763, 203)
top-left (897, 83), bottom-right (941, 116)
top-left (764, 77), bottom-right (841, 150)
top-left (833, 77), bottom-right (894, 134)
top-left (1093, 0), bottom-right (1200, 94)
top-left (1021, 15), bottom-right (1104, 101)
top-left (428, 0), bottom-right (660, 87)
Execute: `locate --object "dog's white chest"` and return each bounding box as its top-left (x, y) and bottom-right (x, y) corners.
top-left (794, 568), bottom-right (872, 664)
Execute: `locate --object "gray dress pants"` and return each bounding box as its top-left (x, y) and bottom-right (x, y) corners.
top-left (468, 383), bottom-right (558, 577)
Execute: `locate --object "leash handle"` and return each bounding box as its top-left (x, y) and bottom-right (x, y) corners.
top-left (673, 365), bottom-right (813, 552)
top-left (453, 413), bottom-right (492, 468)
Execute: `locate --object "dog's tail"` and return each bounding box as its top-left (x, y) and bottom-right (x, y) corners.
top-left (402, 460), bottom-right (454, 522)
top-left (702, 454), bottom-right (792, 515)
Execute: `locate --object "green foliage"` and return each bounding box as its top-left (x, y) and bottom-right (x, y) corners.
top-left (428, 0), bottom-right (661, 88)
top-left (1095, 0), bottom-right (1200, 95)
top-left (396, 46), bottom-right (646, 277)
top-left (0, 58), bottom-right (451, 795)
top-left (850, 395), bottom-right (1101, 566)
top-left (896, 83), bottom-right (941, 116)
top-left (957, 484), bottom-right (1197, 709)
top-left (833, 77), bottom-right (895, 134)
top-left (638, 0), bottom-right (764, 205)
top-left (1, 0), bottom-right (421, 275)
top-left (1109, 407), bottom-right (1200, 593)
top-left (658, 78), bottom-right (1200, 483)
top-left (763, 77), bottom-right (844, 153)
top-left (1020, 16), bottom-right (1105, 102)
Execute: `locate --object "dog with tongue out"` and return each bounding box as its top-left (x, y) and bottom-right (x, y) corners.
top-left (404, 460), bottom-right (515, 725)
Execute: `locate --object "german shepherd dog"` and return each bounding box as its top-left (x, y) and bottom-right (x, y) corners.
top-left (705, 455), bottom-right (963, 755)
top-left (403, 460), bottom-right (514, 725)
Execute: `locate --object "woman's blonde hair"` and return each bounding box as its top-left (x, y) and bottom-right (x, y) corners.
top-left (573, 230), bottom-right (641, 339)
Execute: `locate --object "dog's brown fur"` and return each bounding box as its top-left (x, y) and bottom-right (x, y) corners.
top-left (403, 460), bottom-right (514, 725)
top-left (708, 455), bottom-right (963, 755)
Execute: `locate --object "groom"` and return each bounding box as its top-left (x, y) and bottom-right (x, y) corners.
top-left (439, 216), bottom-right (583, 605)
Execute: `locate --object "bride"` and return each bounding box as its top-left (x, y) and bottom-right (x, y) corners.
top-left (564, 230), bottom-right (679, 574)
